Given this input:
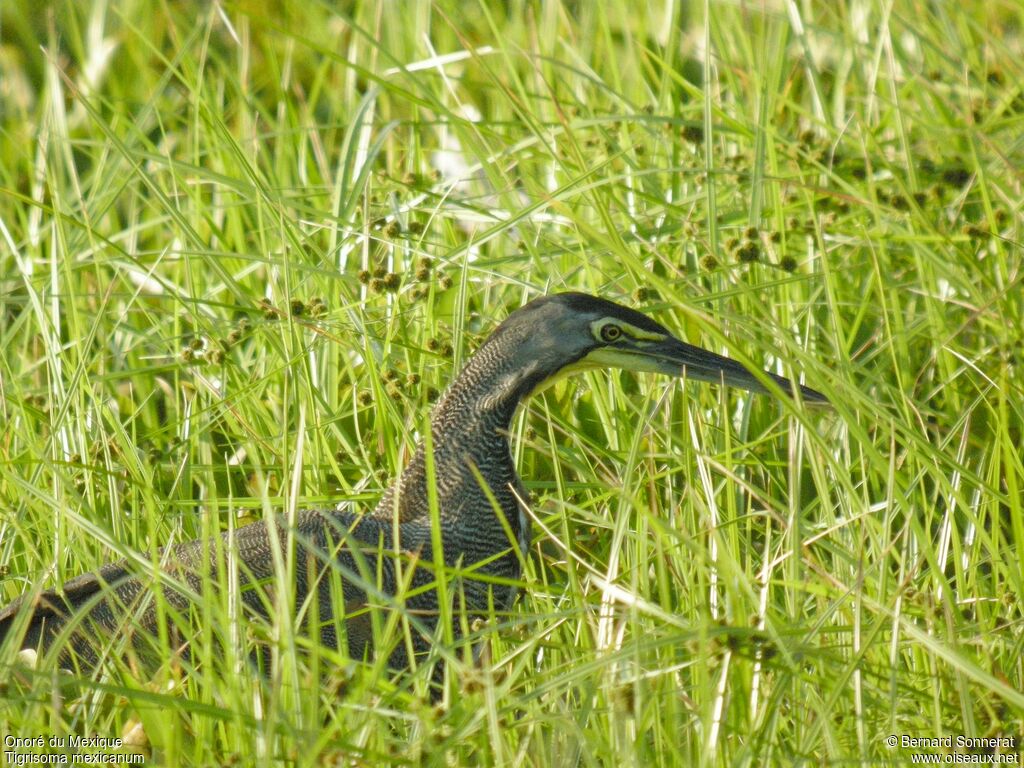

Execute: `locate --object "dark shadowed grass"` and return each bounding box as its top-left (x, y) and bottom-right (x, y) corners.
top-left (1, 1), bottom-right (1021, 765)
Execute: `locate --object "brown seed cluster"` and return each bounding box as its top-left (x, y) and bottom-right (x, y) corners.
top-left (178, 311), bottom-right (258, 368)
top-left (358, 367), bottom-right (433, 406)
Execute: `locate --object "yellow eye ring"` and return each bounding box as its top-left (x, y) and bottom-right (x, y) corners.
top-left (600, 324), bottom-right (622, 342)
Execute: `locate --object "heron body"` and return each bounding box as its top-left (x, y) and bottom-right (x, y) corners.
top-left (0, 292), bottom-right (826, 677)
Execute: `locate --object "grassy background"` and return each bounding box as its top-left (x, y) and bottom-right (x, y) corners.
top-left (1, 0), bottom-right (1022, 764)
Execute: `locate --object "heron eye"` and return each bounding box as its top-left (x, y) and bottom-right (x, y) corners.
top-left (600, 323), bottom-right (622, 342)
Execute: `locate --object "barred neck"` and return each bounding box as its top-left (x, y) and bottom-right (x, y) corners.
top-left (373, 327), bottom-right (551, 525)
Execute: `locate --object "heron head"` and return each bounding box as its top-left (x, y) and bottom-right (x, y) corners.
top-left (490, 292), bottom-right (827, 404)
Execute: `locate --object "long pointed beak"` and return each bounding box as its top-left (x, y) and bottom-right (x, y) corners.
top-left (635, 336), bottom-right (829, 405)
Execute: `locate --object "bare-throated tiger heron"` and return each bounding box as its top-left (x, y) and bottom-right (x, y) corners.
top-left (0, 293), bottom-right (827, 679)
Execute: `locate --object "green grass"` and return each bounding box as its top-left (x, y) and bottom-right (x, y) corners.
top-left (1, 0), bottom-right (1022, 765)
